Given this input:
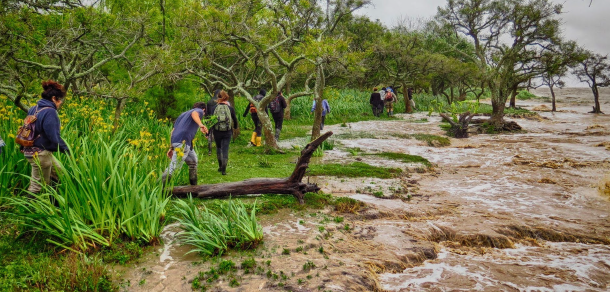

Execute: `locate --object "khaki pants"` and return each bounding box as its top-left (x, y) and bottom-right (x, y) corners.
top-left (26, 150), bottom-right (61, 193)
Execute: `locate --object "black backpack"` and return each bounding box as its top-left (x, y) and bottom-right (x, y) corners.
top-left (269, 96), bottom-right (281, 114)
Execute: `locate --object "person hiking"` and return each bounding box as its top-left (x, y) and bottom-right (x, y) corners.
top-left (162, 102), bottom-right (208, 186)
top-left (408, 87), bottom-right (416, 111)
top-left (384, 87), bottom-right (397, 116)
top-left (213, 90), bottom-right (239, 175)
top-left (370, 87), bottom-right (383, 117)
top-left (243, 89), bottom-right (265, 147)
top-left (205, 89), bottom-right (221, 155)
top-left (311, 99), bottom-right (331, 130)
top-left (268, 91), bottom-right (287, 141)
top-left (19, 80), bottom-right (69, 194)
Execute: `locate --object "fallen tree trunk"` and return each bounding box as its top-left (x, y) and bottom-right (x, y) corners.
top-left (172, 131), bottom-right (333, 204)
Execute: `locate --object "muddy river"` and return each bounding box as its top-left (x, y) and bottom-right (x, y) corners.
top-left (121, 88), bottom-right (610, 291)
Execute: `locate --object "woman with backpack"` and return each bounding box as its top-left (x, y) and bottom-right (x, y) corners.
top-left (384, 87), bottom-right (397, 116)
top-left (268, 91), bottom-right (287, 141)
top-left (243, 89), bottom-right (265, 147)
top-left (213, 90), bottom-right (239, 175)
top-left (20, 80), bottom-right (69, 193)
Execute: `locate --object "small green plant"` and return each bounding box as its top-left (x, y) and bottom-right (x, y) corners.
top-left (303, 260), bottom-right (316, 271)
top-left (318, 246), bottom-right (324, 254)
top-left (333, 216), bottom-right (344, 223)
top-left (344, 224), bottom-right (350, 231)
top-left (318, 226), bottom-right (325, 232)
top-left (298, 278), bottom-right (304, 284)
top-left (241, 258), bottom-right (256, 270)
top-left (282, 248), bottom-right (290, 255)
top-left (372, 191), bottom-right (384, 198)
top-left (218, 260), bottom-right (237, 274)
top-left (296, 246), bottom-right (304, 252)
top-left (229, 278), bottom-right (240, 287)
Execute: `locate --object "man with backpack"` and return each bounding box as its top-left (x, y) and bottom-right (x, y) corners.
top-left (212, 90), bottom-right (239, 175)
top-left (243, 89), bottom-right (265, 147)
top-left (384, 87), bottom-right (397, 116)
top-left (16, 80), bottom-right (69, 193)
top-left (370, 87), bottom-right (383, 117)
top-left (268, 91), bottom-right (287, 141)
top-left (162, 102), bottom-right (208, 185)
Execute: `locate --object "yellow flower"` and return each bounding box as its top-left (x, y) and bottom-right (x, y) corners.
top-left (8, 134), bottom-right (15, 139)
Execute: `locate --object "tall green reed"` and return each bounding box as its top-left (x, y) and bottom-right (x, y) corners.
top-left (173, 196), bottom-right (263, 257)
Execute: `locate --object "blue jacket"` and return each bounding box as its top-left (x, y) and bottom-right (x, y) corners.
top-left (311, 99), bottom-right (331, 116)
top-left (28, 99), bottom-right (68, 153)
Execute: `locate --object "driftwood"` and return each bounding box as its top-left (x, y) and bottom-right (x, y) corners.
top-left (439, 112), bottom-right (476, 138)
top-left (172, 131), bottom-right (333, 204)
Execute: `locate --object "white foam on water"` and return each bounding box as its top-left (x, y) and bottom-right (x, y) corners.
top-left (159, 223), bottom-right (181, 263)
top-left (381, 244), bottom-right (610, 291)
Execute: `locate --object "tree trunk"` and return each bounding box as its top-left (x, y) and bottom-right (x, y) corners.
top-left (592, 85), bottom-right (602, 113)
top-left (403, 82), bottom-right (412, 113)
top-left (490, 98), bottom-right (506, 128)
top-left (172, 132), bottom-right (334, 204)
top-left (439, 112), bottom-right (474, 138)
top-left (509, 89), bottom-right (517, 109)
top-left (112, 98), bottom-right (125, 133)
top-left (284, 97), bottom-right (294, 120)
top-left (258, 110), bottom-right (279, 149)
top-left (549, 84), bottom-right (557, 112)
top-left (311, 62), bottom-right (325, 141)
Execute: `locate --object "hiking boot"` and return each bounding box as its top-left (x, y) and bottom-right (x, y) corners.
top-left (188, 167), bottom-right (198, 186)
top-left (250, 132), bottom-right (257, 146)
top-left (274, 128), bottom-right (281, 141)
top-left (221, 159), bottom-right (228, 175)
top-left (255, 136), bottom-right (262, 147)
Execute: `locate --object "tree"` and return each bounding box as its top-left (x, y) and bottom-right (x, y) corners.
top-left (537, 41), bottom-right (580, 112)
top-left (438, 0), bottom-right (564, 129)
top-left (0, 7), bottom-right (145, 112)
top-left (573, 52), bottom-right (610, 114)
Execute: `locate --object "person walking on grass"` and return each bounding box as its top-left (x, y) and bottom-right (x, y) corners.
top-left (311, 99), bottom-right (331, 130)
top-left (19, 80), bottom-right (69, 194)
top-left (384, 87), bottom-right (397, 116)
top-left (370, 87), bottom-right (383, 117)
top-left (162, 102), bottom-right (208, 186)
top-left (213, 90), bottom-right (239, 175)
top-left (205, 89), bottom-right (221, 155)
top-left (268, 91), bottom-right (287, 141)
top-left (243, 89), bottom-right (265, 147)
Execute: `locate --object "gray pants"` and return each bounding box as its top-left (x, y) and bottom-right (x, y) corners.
top-left (26, 150), bottom-right (61, 193)
top-left (162, 143), bottom-right (198, 185)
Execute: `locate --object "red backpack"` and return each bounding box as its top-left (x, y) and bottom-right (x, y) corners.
top-left (385, 92), bottom-right (394, 102)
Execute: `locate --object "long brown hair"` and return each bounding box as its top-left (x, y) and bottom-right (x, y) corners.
top-left (216, 90), bottom-right (230, 104)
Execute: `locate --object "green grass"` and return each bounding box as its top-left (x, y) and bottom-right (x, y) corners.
top-left (515, 90), bottom-right (537, 100)
top-left (374, 152), bottom-right (432, 167)
top-left (308, 162), bottom-right (402, 179)
top-left (392, 133), bottom-right (451, 147)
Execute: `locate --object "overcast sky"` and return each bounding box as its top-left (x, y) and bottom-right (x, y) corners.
top-left (356, 0), bottom-right (610, 87)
